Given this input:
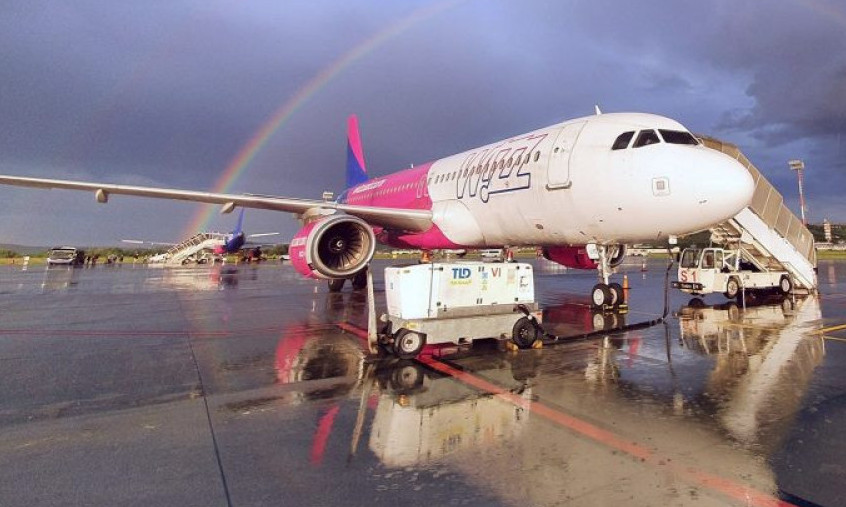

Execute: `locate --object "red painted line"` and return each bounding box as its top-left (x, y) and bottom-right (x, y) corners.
top-left (418, 356), bottom-right (795, 507)
top-left (335, 322), bottom-right (368, 341)
top-left (310, 405), bottom-right (340, 466)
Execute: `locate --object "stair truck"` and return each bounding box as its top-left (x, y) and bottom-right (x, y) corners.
top-left (672, 247), bottom-right (793, 300)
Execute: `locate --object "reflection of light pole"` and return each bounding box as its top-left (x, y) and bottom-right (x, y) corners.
top-left (788, 159), bottom-right (807, 225)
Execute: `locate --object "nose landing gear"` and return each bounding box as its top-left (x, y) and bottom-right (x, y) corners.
top-left (590, 245), bottom-right (628, 311)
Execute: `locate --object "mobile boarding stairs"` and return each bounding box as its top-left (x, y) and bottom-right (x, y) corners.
top-left (700, 136), bottom-right (817, 293)
top-left (164, 232), bottom-right (228, 265)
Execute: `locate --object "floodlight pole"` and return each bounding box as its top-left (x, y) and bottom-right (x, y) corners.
top-left (788, 159), bottom-right (807, 225)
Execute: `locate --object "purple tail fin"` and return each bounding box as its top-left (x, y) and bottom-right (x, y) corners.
top-left (346, 115), bottom-right (368, 189)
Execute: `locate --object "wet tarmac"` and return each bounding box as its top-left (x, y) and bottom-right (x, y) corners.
top-left (1, 257), bottom-right (845, 506)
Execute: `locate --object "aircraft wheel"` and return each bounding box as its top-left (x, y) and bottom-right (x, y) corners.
top-left (724, 277), bottom-right (740, 300)
top-left (512, 317), bottom-right (539, 349)
top-left (608, 283), bottom-right (624, 306)
top-left (327, 278), bottom-right (346, 292)
top-left (393, 329), bottom-right (426, 359)
top-left (779, 275), bottom-right (793, 295)
top-left (351, 268), bottom-right (368, 290)
top-left (591, 283), bottom-right (611, 308)
top-left (591, 312), bottom-right (606, 331)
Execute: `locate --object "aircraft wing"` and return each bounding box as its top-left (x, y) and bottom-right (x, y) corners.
top-left (0, 175), bottom-right (433, 232)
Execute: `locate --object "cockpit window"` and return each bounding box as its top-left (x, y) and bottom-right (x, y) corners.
top-left (611, 131), bottom-right (635, 150)
top-left (659, 129), bottom-right (699, 145)
top-left (633, 130), bottom-right (661, 148)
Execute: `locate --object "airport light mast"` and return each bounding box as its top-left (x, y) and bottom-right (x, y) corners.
top-left (788, 159), bottom-right (807, 225)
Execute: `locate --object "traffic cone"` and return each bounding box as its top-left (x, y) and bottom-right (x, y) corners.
top-left (420, 250), bottom-right (431, 263)
top-left (623, 274), bottom-right (629, 300)
top-left (506, 249), bottom-right (514, 262)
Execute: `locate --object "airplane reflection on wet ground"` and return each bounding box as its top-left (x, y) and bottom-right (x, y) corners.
top-left (0, 258), bottom-right (845, 506)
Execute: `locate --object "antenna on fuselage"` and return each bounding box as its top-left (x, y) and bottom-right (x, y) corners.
top-left (594, 104), bottom-right (603, 115)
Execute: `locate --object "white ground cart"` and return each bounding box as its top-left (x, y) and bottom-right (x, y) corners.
top-left (377, 262), bottom-right (541, 358)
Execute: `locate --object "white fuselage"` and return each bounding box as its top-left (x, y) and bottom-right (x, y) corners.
top-left (421, 113), bottom-right (753, 247)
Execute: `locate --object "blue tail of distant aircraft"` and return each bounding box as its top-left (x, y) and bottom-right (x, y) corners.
top-left (234, 208), bottom-right (245, 236)
top-left (345, 115), bottom-right (368, 189)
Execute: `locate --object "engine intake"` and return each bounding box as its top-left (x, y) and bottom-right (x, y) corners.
top-left (290, 214), bottom-right (376, 279)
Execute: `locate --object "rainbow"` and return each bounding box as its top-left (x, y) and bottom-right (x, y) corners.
top-left (182, 0), bottom-right (463, 237)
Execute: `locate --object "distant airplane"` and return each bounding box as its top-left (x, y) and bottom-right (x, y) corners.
top-left (0, 111), bottom-right (754, 306)
top-left (210, 208), bottom-right (280, 256)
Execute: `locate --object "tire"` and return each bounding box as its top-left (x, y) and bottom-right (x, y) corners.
top-left (327, 278), bottom-right (346, 292)
top-left (725, 302), bottom-right (740, 321)
top-left (608, 283), bottom-right (624, 306)
top-left (591, 283), bottom-right (611, 308)
top-left (779, 275), bottom-right (793, 295)
top-left (724, 277), bottom-right (740, 300)
top-left (393, 329), bottom-right (426, 359)
top-left (351, 269), bottom-right (368, 290)
top-left (689, 297), bottom-right (706, 308)
top-left (591, 312), bottom-right (606, 331)
top-left (512, 317), bottom-right (539, 349)
top-left (390, 362), bottom-right (424, 392)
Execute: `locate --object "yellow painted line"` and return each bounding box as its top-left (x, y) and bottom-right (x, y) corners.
top-left (817, 323), bottom-right (846, 335)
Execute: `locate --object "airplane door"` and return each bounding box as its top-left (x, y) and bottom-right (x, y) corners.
top-left (546, 121), bottom-right (586, 190)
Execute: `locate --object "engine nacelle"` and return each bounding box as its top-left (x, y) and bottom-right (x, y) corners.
top-left (542, 244), bottom-right (627, 270)
top-left (289, 214), bottom-right (376, 279)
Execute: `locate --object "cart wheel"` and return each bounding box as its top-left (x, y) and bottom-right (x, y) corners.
top-left (390, 361), bottom-right (425, 392)
top-left (393, 329), bottom-right (425, 359)
top-left (512, 317), bottom-right (538, 349)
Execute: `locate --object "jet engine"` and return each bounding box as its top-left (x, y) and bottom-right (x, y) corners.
top-left (543, 244), bottom-right (627, 269)
top-left (289, 214), bottom-right (376, 279)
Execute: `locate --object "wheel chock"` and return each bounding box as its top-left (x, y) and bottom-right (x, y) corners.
top-left (532, 340), bottom-right (543, 349)
top-left (506, 341), bottom-right (519, 352)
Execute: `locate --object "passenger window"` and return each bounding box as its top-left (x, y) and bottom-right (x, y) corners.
top-left (524, 153), bottom-right (530, 164)
top-left (633, 130), bottom-right (661, 148)
top-left (533, 151), bottom-right (540, 162)
top-left (659, 129), bottom-right (699, 145)
top-left (612, 131), bottom-right (635, 150)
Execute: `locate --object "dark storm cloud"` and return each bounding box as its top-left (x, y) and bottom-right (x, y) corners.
top-left (0, 0), bottom-right (843, 246)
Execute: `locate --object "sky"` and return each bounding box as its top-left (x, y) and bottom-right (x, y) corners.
top-left (0, 0), bottom-right (844, 247)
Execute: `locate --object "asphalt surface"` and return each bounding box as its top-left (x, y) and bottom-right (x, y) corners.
top-left (1, 257), bottom-right (845, 506)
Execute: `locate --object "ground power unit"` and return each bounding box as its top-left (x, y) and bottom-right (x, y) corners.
top-left (379, 262), bottom-right (541, 358)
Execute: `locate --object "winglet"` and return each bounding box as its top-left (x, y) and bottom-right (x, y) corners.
top-left (594, 104), bottom-right (602, 115)
top-left (346, 115), bottom-right (368, 189)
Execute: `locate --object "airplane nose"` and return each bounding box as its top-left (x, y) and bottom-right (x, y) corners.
top-left (695, 152), bottom-right (755, 219)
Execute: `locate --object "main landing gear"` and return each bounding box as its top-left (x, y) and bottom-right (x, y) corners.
top-left (327, 266), bottom-right (369, 292)
top-left (590, 245), bottom-right (627, 310)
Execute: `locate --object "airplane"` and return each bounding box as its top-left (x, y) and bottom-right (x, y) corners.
top-left (209, 208), bottom-right (280, 257)
top-left (0, 111), bottom-right (755, 306)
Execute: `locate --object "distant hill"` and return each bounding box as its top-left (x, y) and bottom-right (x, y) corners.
top-left (0, 243), bottom-right (50, 255)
